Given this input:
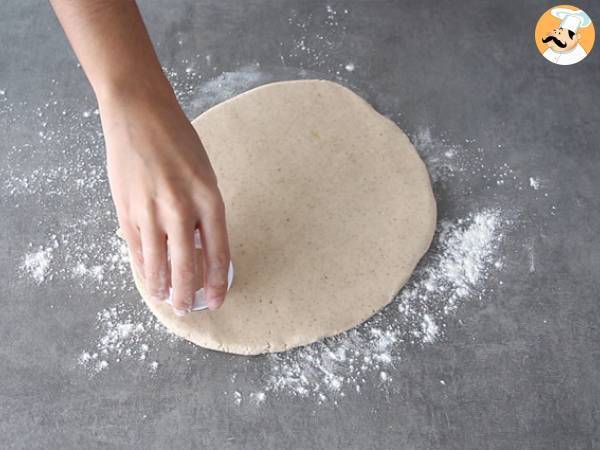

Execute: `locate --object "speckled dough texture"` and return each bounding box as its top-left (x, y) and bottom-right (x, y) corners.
top-left (130, 80), bottom-right (436, 355)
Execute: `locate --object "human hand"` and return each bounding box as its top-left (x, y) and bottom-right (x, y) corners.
top-left (99, 83), bottom-right (230, 315)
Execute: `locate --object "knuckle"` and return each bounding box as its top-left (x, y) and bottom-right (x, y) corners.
top-left (207, 280), bottom-right (227, 291)
top-left (167, 208), bottom-right (196, 230)
top-left (131, 246), bottom-right (144, 267)
top-left (211, 193), bottom-right (226, 211)
top-left (167, 194), bottom-right (193, 215)
top-left (144, 267), bottom-right (161, 286)
top-left (136, 209), bottom-right (153, 225)
top-left (208, 253), bottom-right (230, 272)
top-left (120, 222), bottom-right (138, 243)
top-left (174, 265), bottom-right (196, 286)
top-left (199, 192), bottom-right (225, 216)
top-left (145, 286), bottom-right (160, 298)
top-left (173, 201), bottom-right (193, 218)
top-left (119, 217), bottom-right (135, 234)
top-left (159, 191), bottom-right (193, 220)
top-left (135, 201), bottom-right (157, 223)
top-left (207, 254), bottom-right (230, 287)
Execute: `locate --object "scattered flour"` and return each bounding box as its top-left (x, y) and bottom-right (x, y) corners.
top-left (187, 64), bottom-right (266, 111)
top-left (78, 301), bottom-right (177, 374)
top-left (249, 391), bottom-right (266, 405)
top-left (21, 245), bottom-right (55, 283)
top-left (18, 230), bottom-right (131, 292)
top-left (233, 391), bottom-right (243, 406)
top-left (421, 314), bottom-right (439, 343)
top-left (263, 209), bottom-right (506, 400)
top-left (283, 5), bottom-right (350, 75)
top-left (413, 127), bottom-right (526, 193)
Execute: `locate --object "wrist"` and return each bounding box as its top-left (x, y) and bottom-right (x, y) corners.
top-left (95, 71), bottom-right (177, 110)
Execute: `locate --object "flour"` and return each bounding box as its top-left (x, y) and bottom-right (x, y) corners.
top-left (262, 208), bottom-right (505, 400)
top-left (3, 83), bottom-right (135, 294)
top-left (418, 210), bottom-right (503, 313)
top-left (21, 245), bottom-right (55, 283)
top-left (421, 314), bottom-right (439, 343)
top-left (19, 229), bottom-right (131, 292)
top-left (249, 391), bottom-right (266, 405)
top-left (284, 5), bottom-right (350, 75)
top-left (71, 262), bottom-right (104, 282)
top-left (233, 391), bottom-right (243, 406)
top-left (78, 301), bottom-right (177, 374)
top-left (413, 128), bottom-right (526, 193)
top-left (188, 64), bottom-right (266, 111)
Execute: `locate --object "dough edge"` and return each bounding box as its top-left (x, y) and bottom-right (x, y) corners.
top-left (124, 79), bottom-right (437, 355)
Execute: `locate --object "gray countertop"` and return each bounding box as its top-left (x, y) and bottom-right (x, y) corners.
top-left (1, 1), bottom-right (599, 449)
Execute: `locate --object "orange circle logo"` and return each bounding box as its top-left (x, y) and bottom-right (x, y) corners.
top-left (534, 5), bottom-right (595, 65)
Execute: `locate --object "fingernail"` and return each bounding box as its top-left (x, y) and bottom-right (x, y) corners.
top-left (208, 294), bottom-right (224, 310)
top-left (149, 295), bottom-right (165, 304)
top-left (173, 307), bottom-right (190, 317)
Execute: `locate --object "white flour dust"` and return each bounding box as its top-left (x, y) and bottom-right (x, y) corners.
top-left (413, 128), bottom-right (522, 190)
top-left (21, 240), bottom-right (57, 283)
top-left (421, 314), bottom-right (439, 343)
top-left (282, 5), bottom-right (356, 77)
top-left (18, 230), bottom-right (131, 293)
top-left (78, 301), bottom-right (175, 374)
top-left (262, 208), bottom-right (506, 401)
top-left (187, 64), bottom-right (266, 111)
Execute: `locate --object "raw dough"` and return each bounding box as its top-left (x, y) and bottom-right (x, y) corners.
top-left (129, 80), bottom-right (436, 355)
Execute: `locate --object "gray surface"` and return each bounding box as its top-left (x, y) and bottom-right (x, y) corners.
top-left (1, 1), bottom-right (600, 449)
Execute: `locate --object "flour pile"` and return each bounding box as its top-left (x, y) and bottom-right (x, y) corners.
top-left (21, 242), bottom-right (56, 283)
top-left (78, 301), bottom-right (175, 374)
top-left (263, 209), bottom-right (505, 400)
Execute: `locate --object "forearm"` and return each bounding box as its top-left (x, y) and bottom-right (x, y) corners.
top-left (49, 0), bottom-right (173, 102)
top-left (51, 1), bottom-right (232, 311)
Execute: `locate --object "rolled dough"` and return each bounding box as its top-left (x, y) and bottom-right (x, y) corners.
top-left (129, 80), bottom-right (436, 355)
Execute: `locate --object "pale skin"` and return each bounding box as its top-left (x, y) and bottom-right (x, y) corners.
top-left (50, 0), bottom-right (231, 315)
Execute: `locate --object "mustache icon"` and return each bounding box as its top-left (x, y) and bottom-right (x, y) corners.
top-left (542, 35), bottom-right (567, 48)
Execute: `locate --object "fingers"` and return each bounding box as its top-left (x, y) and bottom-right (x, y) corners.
top-left (198, 196), bottom-right (230, 310)
top-left (168, 220), bottom-right (197, 316)
top-left (120, 221), bottom-right (144, 280)
top-left (140, 224), bottom-right (169, 304)
top-left (120, 193), bottom-right (230, 316)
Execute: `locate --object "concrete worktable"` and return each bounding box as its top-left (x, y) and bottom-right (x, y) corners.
top-left (1, 1), bottom-right (599, 448)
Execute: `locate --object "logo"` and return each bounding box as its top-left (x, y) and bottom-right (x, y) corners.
top-left (535, 5), bottom-right (595, 65)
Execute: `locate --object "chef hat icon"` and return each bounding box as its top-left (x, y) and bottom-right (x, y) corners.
top-left (551, 8), bottom-right (592, 33)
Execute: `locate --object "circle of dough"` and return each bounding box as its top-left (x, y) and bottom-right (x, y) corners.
top-left (130, 80), bottom-right (436, 355)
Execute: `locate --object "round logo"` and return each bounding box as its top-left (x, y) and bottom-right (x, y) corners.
top-left (534, 5), bottom-right (595, 65)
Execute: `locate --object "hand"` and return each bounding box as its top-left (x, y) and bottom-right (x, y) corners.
top-left (48, 0), bottom-right (230, 313)
top-left (99, 82), bottom-right (231, 315)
